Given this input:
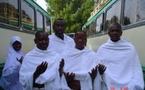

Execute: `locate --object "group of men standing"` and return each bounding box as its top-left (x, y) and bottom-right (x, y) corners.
top-left (0, 18), bottom-right (144, 90)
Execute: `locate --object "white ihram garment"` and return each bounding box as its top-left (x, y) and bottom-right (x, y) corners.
top-left (63, 48), bottom-right (100, 90)
top-left (19, 47), bottom-right (69, 90)
top-left (49, 34), bottom-right (75, 56)
top-left (96, 39), bottom-right (144, 90)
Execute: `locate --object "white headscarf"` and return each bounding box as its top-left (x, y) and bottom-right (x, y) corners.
top-left (0, 36), bottom-right (24, 90)
top-left (3, 36), bottom-right (24, 74)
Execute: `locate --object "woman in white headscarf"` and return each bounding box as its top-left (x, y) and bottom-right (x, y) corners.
top-left (0, 36), bottom-right (24, 90)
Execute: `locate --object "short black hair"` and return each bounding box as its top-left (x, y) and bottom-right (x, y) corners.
top-left (35, 31), bottom-right (48, 38)
top-left (75, 31), bottom-right (87, 37)
top-left (109, 23), bottom-right (122, 31)
top-left (53, 18), bottom-right (66, 28)
top-left (53, 18), bottom-right (64, 23)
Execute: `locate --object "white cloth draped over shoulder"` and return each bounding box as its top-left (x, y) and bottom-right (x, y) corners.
top-left (63, 48), bottom-right (100, 90)
top-left (96, 39), bottom-right (144, 90)
top-left (19, 47), bottom-right (70, 90)
top-left (0, 36), bottom-right (24, 90)
top-left (49, 34), bottom-right (75, 56)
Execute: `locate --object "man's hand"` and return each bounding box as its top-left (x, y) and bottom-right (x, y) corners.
top-left (34, 61), bottom-right (48, 78)
top-left (33, 61), bottom-right (48, 88)
top-left (64, 72), bottom-right (75, 82)
top-left (89, 65), bottom-right (98, 82)
top-left (59, 59), bottom-right (65, 77)
top-left (98, 64), bottom-right (106, 75)
top-left (64, 72), bottom-right (80, 89)
top-left (16, 56), bottom-right (24, 64)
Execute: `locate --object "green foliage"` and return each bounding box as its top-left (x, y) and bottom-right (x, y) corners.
top-left (46, 0), bottom-right (94, 33)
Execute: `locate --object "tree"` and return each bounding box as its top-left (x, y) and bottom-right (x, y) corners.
top-left (46, 0), bottom-right (94, 33)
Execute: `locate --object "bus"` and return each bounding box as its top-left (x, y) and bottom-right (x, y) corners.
top-left (82, 0), bottom-right (145, 73)
top-left (0, 0), bottom-right (51, 70)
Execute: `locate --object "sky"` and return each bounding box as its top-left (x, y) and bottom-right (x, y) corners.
top-left (35, 0), bottom-right (47, 11)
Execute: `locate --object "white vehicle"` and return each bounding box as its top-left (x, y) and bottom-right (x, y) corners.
top-left (0, 0), bottom-right (51, 64)
top-left (83, 0), bottom-right (145, 74)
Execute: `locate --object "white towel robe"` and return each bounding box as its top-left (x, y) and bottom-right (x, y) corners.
top-left (96, 39), bottom-right (144, 90)
top-left (19, 47), bottom-right (69, 90)
top-left (49, 34), bottom-right (75, 56)
top-left (63, 48), bottom-right (100, 90)
top-left (0, 36), bottom-right (24, 90)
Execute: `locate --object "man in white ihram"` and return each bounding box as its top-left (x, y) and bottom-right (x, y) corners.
top-left (49, 18), bottom-right (75, 56)
top-left (63, 32), bottom-right (106, 90)
top-left (96, 23), bottom-right (144, 90)
top-left (19, 31), bottom-right (69, 90)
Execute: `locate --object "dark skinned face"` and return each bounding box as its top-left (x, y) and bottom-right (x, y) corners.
top-left (74, 32), bottom-right (87, 50)
top-left (108, 25), bottom-right (122, 42)
top-left (35, 33), bottom-right (49, 50)
top-left (53, 20), bottom-right (65, 39)
top-left (12, 41), bottom-right (22, 52)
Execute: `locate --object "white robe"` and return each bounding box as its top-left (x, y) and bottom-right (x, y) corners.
top-left (63, 48), bottom-right (100, 90)
top-left (0, 36), bottom-right (24, 90)
top-left (19, 47), bottom-right (69, 90)
top-left (49, 34), bottom-right (75, 56)
top-left (96, 39), bottom-right (144, 90)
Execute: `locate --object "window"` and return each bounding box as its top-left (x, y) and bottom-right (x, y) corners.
top-left (0, 0), bottom-right (9, 24)
top-left (87, 21), bottom-right (96, 36)
top-left (44, 17), bottom-right (51, 33)
top-left (137, 0), bottom-right (145, 21)
top-left (105, 0), bottom-right (121, 30)
top-left (84, 26), bottom-right (89, 37)
top-left (123, 0), bottom-right (145, 25)
top-left (21, 0), bottom-right (34, 30)
top-left (96, 14), bottom-right (103, 33)
top-left (0, 0), bottom-right (19, 26)
top-left (36, 11), bottom-right (43, 31)
top-left (8, 0), bottom-right (19, 26)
